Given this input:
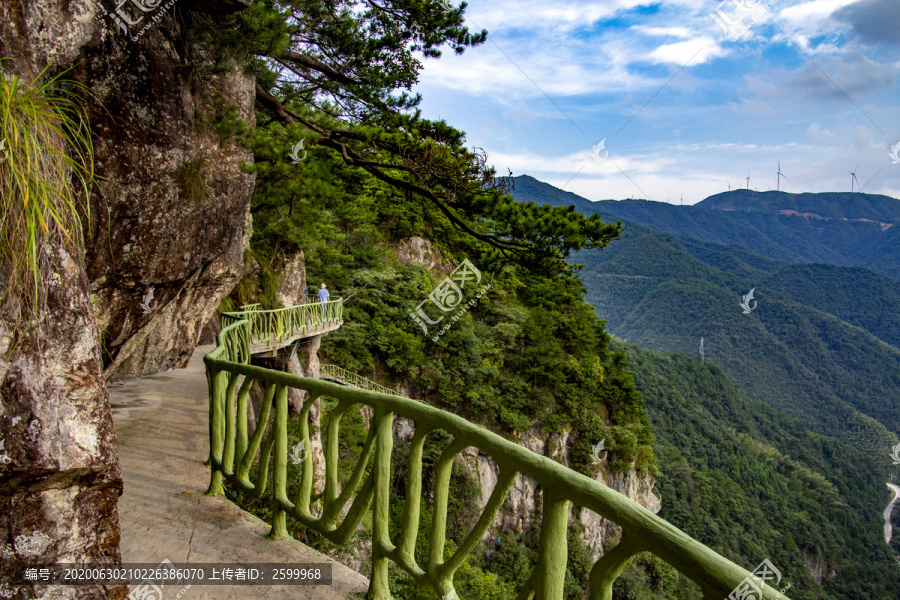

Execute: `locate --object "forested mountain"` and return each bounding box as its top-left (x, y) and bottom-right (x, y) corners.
top-left (509, 176), bottom-right (900, 451)
top-left (507, 175), bottom-right (900, 595)
top-left (510, 175), bottom-right (900, 281)
top-left (577, 226), bottom-right (900, 455)
top-left (621, 343), bottom-right (900, 600)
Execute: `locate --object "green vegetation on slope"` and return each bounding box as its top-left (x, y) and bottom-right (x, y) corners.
top-left (579, 228), bottom-right (900, 460)
top-left (228, 142), bottom-right (654, 471)
top-left (621, 342), bottom-right (900, 600)
top-left (761, 263), bottom-right (900, 349)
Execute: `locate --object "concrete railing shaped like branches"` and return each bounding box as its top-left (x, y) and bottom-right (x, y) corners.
top-left (320, 364), bottom-right (403, 397)
top-left (221, 300), bottom-right (343, 351)
top-left (205, 318), bottom-right (791, 600)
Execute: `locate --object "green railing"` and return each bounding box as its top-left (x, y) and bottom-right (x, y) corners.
top-left (221, 299), bottom-right (343, 351)
top-left (320, 364), bottom-right (403, 397)
top-left (205, 317), bottom-right (792, 600)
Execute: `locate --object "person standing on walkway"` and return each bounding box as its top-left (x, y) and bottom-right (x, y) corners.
top-left (302, 284), bottom-right (309, 303)
top-left (317, 283), bottom-right (329, 317)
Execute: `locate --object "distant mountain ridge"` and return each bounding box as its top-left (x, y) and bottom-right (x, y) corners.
top-left (509, 175), bottom-right (900, 454)
top-left (698, 190), bottom-right (900, 224)
top-left (510, 175), bottom-right (900, 280)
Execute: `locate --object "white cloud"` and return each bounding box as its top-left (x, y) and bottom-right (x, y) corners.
top-left (631, 25), bottom-right (695, 38)
top-left (644, 37), bottom-right (727, 65)
top-left (774, 0), bottom-right (860, 52)
top-left (778, 0), bottom-right (860, 23)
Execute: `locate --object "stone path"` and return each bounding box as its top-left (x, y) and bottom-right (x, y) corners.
top-left (110, 345), bottom-right (369, 600)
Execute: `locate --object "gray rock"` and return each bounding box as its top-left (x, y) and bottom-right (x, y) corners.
top-left (79, 13), bottom-right (256, 382)
top-left (277, 251), bottom-right (307, 307)
top-left (0, 246), bottom-right (125, 599)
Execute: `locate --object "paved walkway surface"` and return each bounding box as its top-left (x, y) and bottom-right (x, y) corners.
top-left (110, 345), bottom-right (369, 600)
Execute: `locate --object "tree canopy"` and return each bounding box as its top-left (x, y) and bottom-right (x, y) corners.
top-left (202, 0), bottom-right (621, 272)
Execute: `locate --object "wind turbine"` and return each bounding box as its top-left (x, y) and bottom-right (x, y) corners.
top-left (776, 161), bottom-right (786, 191)
top-left (727, 180), bottom-right (731, 191)
top-left (745, 169), bottom-right (753, 190)
top-left (849, 163), bottom-right (859, 192)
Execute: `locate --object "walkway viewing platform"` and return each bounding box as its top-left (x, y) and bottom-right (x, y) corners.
top-left (221, 300), bottom-right (344, 357)
top-left (110, 346), bottom-right (368, 599)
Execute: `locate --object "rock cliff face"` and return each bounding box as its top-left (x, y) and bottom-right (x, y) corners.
top-left (277, 251), bottom-right (308, 307)
top-left (0, 246), bottom-right (125, 600)
top-left (0, 0), bottom-right (254, 596)
top-left (467, 425), bottom-right (659, 560)
top-left (393, 236), bottom-right (449, 274)
top-left (1, 0), bottom-right (255, 388)
top-left (81, 8), bottom-right (255, 382)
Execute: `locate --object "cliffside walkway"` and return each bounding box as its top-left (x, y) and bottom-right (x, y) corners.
top-left (205, 310), bottom-right (795, 600)
top-left (320, 364), bottom-right (403, 397)
top-left (221, 301), bottom-right (343, 358)
top-left (110, 345), bottom-right (369, 600)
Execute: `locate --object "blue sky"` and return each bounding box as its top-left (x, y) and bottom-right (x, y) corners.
top-left (413, 0), bottom-right (900, 204)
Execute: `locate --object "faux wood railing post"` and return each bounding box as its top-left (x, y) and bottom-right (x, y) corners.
top-left (369, 408), bottom-right (394, 599)
top-left (396, 427), bottom-right (429, 566)
top-left (268, 384), bottom-right (291, 540)
top-left (206, 368), bottom-right (227, 495)
top-left (589, 533), bottom-right (643, 600)
top-left (533, 491), bottom-right (569, 600)
top-left (222, 373), bottom-right (242, 476)
top-left (235, 376), bottom-right (253, 463)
